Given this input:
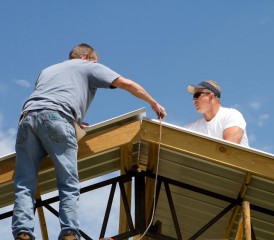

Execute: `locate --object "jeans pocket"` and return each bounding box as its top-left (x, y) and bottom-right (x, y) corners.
top-left (44, 114), bottom-right (68, 143)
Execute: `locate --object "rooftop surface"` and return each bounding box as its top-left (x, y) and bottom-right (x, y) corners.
top-left (1, 108), bottom-right (273, 239)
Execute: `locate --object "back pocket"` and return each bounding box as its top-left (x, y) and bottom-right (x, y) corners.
top-left (44, 114), bottom-right (67, 143)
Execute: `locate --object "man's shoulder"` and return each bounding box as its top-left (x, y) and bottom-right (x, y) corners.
top-left (219, 106), bottom-right (242, 115)
top-left (48, 60), bottom-right (110, 71)
top-left (219, 107), bottom-right (245, 122)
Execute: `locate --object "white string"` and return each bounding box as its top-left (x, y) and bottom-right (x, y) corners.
top-left (136, 117), bottom-right (163, 240)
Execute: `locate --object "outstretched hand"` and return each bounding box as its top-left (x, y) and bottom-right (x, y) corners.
top-left (151, 103), bottom-right (167, 119)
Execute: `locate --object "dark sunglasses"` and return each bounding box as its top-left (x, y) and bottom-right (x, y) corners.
top-left (193, 92), bottom-right (210, 99)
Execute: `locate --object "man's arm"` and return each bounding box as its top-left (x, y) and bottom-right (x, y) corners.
top-left (111, 76), bottom-right (167, 119)
top-left (223, 126), bottom-right (243, 144)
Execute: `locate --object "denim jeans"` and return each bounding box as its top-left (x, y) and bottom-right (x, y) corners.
top-left (12, 110), bottom-right (81, 240)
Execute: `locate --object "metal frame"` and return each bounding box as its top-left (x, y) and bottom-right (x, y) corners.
top-left (1, 169), bottom-right (272, 239)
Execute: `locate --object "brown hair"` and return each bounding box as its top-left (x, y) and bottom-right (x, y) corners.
top-left (69, 43), bottom-right (98, 60)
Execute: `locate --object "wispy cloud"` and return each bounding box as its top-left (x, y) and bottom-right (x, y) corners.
top-left (230, 103), bottom-right (241, 109)
top-left (258, 113), bottom-right (269, 127)
top-left (248, 133), bottom-right (256, 144)
top-left (15, 79), bottom-right (31, 88)
top-left (0, 113), bottom-right (16, 156)
top-left (249, 101), bottom-right (261, 110)
top-left (246, 100), bottom-right (270, 127)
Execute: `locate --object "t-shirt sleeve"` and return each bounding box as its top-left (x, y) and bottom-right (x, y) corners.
top-left (88, 63), bottom-right (121, 88)
top-left (223, 109), bottom-right (246, 131)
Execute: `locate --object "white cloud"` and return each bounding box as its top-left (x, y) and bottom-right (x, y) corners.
top-left (249, 101), bottom-right (261, 110)
top-left (258, 114), bottom-right (269, 127)
top-left (0, 128), bottom-right (16, 156)
top-left (15, 79), bottom-right (31, 88)
top-left (0, 113), bottom-right (16, 156)
top-left (230, 103), bottom-right (241, 109)
top-left (248, 133), bottom-right (256, 144)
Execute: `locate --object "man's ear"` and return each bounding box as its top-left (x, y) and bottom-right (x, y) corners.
top-left (81, 53), bottom-right (89, 60)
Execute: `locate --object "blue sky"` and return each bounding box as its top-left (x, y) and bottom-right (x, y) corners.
top-left (0, 1), bottom-right (274, 239)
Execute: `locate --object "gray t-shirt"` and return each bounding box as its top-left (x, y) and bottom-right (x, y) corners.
top-left (23, 59), bottom-right (120, 124)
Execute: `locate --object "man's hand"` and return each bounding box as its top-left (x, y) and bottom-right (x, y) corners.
top-left (151, 102), bottom-right (167, 119)
top-left (112, 77), bottom-right (167, 119)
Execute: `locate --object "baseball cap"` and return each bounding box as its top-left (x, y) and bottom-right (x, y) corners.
top-left (187, 80), bottom-right (221, 98)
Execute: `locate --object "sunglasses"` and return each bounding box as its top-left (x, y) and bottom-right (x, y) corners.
top-left (193, 92), bottom-right (210, 99)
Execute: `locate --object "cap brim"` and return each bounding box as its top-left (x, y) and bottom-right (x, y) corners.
top-left (187, 84), bottom-right (206, 95)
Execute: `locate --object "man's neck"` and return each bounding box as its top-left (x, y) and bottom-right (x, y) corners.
top-left (204, 104), bottom-right (221, 121)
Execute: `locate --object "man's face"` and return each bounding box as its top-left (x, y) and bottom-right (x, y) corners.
top-left (192, 88), bottom-right (211, 113)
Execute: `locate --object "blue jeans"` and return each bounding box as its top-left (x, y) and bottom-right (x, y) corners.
top-left (12, 110), bottom-right (81, 240)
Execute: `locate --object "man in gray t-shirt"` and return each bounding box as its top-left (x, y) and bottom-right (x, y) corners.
top-left (12, 43), bottom-right (167, 240)
top-left (23, 58), bottom-right (122, 126)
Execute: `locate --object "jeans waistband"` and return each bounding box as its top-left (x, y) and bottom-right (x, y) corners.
top-left (20, 109), bottom-right (72, 124)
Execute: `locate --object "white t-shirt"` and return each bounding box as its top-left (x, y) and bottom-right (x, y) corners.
top-left (184, 107), bottom-right (249, 147)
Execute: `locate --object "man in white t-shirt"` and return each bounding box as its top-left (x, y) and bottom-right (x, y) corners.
top-left (184, 80), bottom-right (249, 147)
